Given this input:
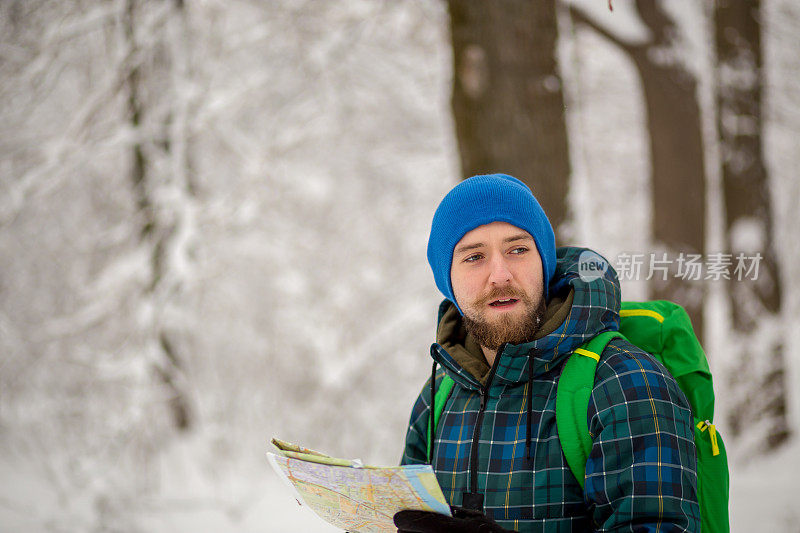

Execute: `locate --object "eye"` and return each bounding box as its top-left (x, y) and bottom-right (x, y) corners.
top-left (463, 253), bottom-right (483, 263)
top-left (510, 246), bottom-right (528, 255)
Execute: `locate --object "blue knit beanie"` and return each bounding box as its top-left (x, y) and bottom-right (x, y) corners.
top-left (427, 173), bottom-right (556, 313)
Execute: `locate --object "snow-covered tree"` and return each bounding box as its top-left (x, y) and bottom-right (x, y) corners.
top-left (715, 0), bottom-right (789, 450)
top-left (569, 0), bottom-right (707, 340)
top-left (448, 0), bottom-right (571, 231)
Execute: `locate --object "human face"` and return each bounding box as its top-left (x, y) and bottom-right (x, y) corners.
top-left (450, 221), bottom-right (545, 350)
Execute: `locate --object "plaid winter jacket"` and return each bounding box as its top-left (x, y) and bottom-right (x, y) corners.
top-left (401, 247), bottom-right (700, 532)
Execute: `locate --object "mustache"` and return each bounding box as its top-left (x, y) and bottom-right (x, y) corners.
top-left (475, 287), bottom-right (529, 306)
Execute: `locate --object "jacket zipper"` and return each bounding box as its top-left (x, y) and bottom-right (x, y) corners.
top-left (464, 343), bottom-right (505, 511)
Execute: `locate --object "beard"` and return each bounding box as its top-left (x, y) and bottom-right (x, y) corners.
top-left (462, 287), bottom-right (547, 351)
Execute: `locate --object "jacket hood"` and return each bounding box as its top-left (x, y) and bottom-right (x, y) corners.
top-left (431, 246), bottom-right (621, 391)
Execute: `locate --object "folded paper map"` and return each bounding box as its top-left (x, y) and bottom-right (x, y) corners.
top-left (267, 437), bottom-right (451, 532)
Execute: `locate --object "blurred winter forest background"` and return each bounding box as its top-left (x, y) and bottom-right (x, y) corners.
top-left (1, 0), bottom-right (799, 531)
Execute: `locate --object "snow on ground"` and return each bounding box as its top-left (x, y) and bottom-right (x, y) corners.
top-left (177, 435), bottom-right (800, 532)
top-left (0, 408), bottom-right (798, 532)
top-left (728, 437), bottom-right (800, 533)
top-left (139, 434), bottom-right (800, 532)
top-left (144, 435), bottom-right (342, 533)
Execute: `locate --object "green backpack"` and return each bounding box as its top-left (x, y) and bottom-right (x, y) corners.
top-left (428, 300), bottom-right (730, 533)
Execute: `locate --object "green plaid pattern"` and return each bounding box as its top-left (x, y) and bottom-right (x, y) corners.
top-left (401, 247), bottom-right (700, 532)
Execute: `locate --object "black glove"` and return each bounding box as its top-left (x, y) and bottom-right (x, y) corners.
top-left (393, 506), bottom-right (517, 533)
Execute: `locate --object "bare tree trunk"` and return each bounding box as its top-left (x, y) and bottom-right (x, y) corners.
top-left (715, 0), bottom-right (789, 449)
top-left (123, 0), bottom-right (193, 432)
top-left (448, 0), bottom-right (570, 232)
top-left (570, 0), bottom-right (706, 340)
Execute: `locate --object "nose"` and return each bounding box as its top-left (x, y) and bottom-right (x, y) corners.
top-left (488, 255), bottom-right (512, 285)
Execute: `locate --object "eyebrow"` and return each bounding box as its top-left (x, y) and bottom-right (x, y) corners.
top-left (453, 233), bottom-right (533, 255)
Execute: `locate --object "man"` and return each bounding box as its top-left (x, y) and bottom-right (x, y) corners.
top-left (394, 174), bottom-right (699, 532)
